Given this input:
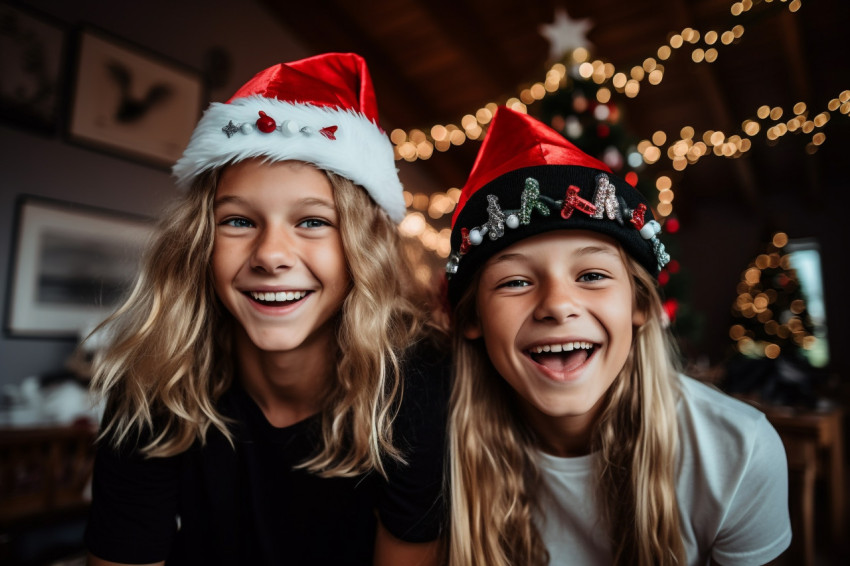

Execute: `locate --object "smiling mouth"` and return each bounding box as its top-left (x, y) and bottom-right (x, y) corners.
top-left (247, 290), bottom-right (311, 306)
top-left (527, 341), bottom-right (597, 373)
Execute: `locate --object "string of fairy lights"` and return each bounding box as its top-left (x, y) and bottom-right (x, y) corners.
top-left (396, 0), bottom-right (848, 261)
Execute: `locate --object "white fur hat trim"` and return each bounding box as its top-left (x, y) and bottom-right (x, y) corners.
top-left (172, 95), bottom-right (405, 222)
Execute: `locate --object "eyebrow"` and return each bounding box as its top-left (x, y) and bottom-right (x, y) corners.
top-left (213, 195), bottom-right (244, 209)
top-left (573, 245), bottom-right (620, 258)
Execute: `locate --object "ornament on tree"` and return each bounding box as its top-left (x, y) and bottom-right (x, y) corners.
top-left (664, 297), bottom-right (679, 322)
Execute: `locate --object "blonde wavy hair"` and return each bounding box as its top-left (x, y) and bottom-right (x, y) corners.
top-left (448, 249), bottom-right (685, 566)
top-left (90, 162), bottom-right (445, 479)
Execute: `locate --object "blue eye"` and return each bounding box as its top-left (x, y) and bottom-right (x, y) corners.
top-left (298, 218), bottom-right (331, 229)
top-left (221, 217), bottom-right (253, 228)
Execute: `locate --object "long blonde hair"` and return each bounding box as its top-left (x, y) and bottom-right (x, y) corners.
top-left (90, 163), bottom-right (445, 479)
top-left (448, 250), bottom-right (685, 566)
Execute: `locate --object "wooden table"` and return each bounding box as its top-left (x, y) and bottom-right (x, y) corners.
top-left (761, 405), bottom-right (844, 565)
top-left (0, 424), bottom-right (96, 527)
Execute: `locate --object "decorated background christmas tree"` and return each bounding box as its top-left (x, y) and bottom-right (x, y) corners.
top-left (723, 232), bottom-right (829, 405)
top-left (728, 233), bottom-right (821, 364)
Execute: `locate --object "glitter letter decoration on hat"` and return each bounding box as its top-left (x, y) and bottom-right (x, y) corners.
top-left (591, 173), bottom-right (623, 224)
top-left (446, 106), bottom-right (670, 307)
top-left (172, 53), bottom-right (406, 222)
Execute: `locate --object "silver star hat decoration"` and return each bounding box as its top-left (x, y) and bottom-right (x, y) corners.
top-left (538, 7), bottom-right (594, 62)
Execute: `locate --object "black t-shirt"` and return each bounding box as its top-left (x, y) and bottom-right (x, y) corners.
top-left (85, 346), bottom-right (450, 565)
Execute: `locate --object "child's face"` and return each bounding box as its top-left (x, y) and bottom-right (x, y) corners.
top-left (211, 159), bottom-right (349, 355)
top-left (465, 230), bottom-right (643, 426)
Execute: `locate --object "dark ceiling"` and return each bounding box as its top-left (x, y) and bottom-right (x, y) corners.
top-left (263, 0), bottom-right (849, 225)
top-left (260, 0), bottom-right (850, 369)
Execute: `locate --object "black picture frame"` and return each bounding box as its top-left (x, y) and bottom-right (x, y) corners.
top-left (67, 26), bottom-right (204, 169)
top-left (0, 2), bottom-right (69, 135)
top-left (4, 196), bottom-right (154, 338)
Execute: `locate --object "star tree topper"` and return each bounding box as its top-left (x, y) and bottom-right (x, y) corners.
top-left (539, 8), bottom-right (593, 61)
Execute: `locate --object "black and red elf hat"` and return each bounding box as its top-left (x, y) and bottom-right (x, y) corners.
top-left (445, 106), bottom-right (670, 306)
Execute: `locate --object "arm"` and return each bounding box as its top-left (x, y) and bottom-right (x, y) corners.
top-left (87, 553), bottom-right (165, 566)
top-left (85, 435), bottom-right (179, 564)
top-left (710, 558), bottom-right (782, 566)
top-left (375, 345), bottom-right (451, 563)
top-left (373, 520), bottom-right (442, 566)
top-left (709, 416), bottom-right (792, 565)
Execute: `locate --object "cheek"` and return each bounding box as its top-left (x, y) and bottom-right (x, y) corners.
top-left (606, 287), bottom-right (638, 328)
top-left (604, 294), bottom-right (637, 361)
top-left (210, 243), bottom-right (240, 293)
top-left (316, 241), bottom-right (350, 291)
top-left (209, 249), bottom-right (225, 287)
top-left (477, 305), bottom-right (520, 367)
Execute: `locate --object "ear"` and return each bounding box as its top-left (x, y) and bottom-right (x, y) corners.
top-left (632, 305), bottom-right (648, 327)
top-left (463, 318), bottom-right (483, 340)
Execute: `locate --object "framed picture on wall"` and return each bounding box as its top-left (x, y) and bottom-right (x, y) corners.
top-left (4, 196), bottom-right (154, 338)
top-left (0, 3), bottom-right (68, 134)
top-left (67, 26), bottom-right (204, 169)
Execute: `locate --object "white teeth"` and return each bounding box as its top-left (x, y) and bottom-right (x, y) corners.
top-left (250, 290), bottom-right (307, 302)
top-left (530, 341), bottom-right (593, 354)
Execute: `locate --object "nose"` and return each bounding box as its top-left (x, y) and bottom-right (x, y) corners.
top-left (251, 226), bottom-right (297, 273)
top-left (533, 278), bottom-right (581, 323)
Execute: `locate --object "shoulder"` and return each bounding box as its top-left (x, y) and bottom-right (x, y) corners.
top-left (677, 374), bottom-right (772, 431)
top-left (676, 378), bottom-right (792, 562)
top-left (389, 339), bottom-right (451, 445)
top-left (676, 374), bottom-right (786, 482)
top-left (399, 338), bottom-right (452, 399)
top-left (377, 341), bottom-right (450, 543)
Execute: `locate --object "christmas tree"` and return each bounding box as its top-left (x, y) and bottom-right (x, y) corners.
top-left (728, 232), bottom-right (823, 365)
top-left (723, 232), bottom-right (829, 406)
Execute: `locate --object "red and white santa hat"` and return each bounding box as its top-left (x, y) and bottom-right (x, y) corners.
top-left (446, 106), bottom-right (670, 306)
top-left (172, 52), bottom-right (405, 222)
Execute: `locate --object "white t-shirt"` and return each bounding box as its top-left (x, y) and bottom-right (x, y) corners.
top-left (537, 375), bottom-right (792, 566)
